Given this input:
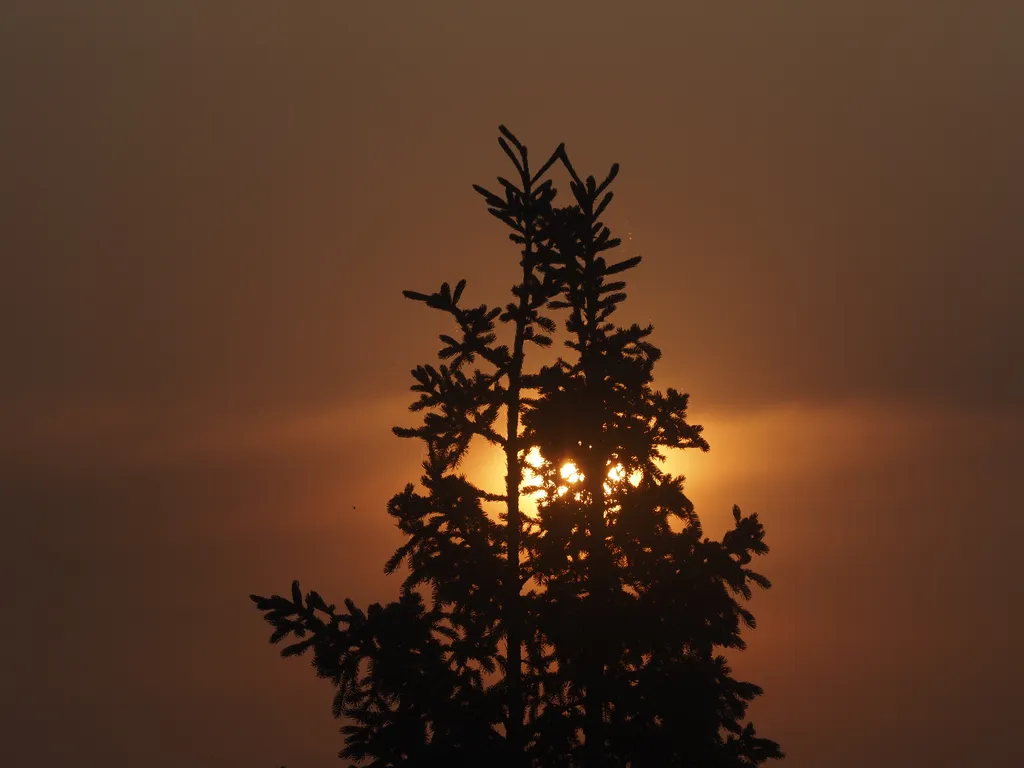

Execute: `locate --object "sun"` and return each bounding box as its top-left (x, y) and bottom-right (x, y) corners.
top-left (519, 446), bottom-right (642, 511)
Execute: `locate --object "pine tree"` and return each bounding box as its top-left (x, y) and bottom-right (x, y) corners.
top-left (251, 128), bottom-right (782, 767)
top-left (518, 157), bottom-right (781, 766)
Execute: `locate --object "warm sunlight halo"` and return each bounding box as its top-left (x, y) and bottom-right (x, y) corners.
top-left (520, 446), bottom-right (642, 514)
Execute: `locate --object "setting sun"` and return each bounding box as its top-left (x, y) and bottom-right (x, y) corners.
top-left (560, 462), bottom-right (583, 483)
top-left (518, 447), bottom-right (644, 511)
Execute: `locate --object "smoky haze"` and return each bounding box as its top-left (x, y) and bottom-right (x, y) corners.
top-left (1, 2), bottom-right (1021, 767)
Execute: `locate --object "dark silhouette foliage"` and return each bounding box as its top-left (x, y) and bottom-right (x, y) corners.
top-left (252, 128), bottom-right (783, 767)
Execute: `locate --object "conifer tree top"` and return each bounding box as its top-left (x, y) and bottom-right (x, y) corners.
top-left (253, 127), bottom-right (782, 767)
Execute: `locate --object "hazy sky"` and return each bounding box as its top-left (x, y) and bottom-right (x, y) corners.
top-left (2, 2), bottom-right (1022, 766)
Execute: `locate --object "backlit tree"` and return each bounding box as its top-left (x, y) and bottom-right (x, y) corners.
top-left (252, 127), bottom-right (782, 767)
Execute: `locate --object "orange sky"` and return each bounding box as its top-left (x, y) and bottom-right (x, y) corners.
top-left (2, 2), bottom-right (1023, 766)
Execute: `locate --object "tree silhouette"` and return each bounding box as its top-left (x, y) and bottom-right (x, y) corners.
top-left (252, 128), bottom-right (782, 767)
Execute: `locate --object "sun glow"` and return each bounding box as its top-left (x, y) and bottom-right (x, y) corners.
top-left (560, 462), bottom-right (583, 483)
top-left (519, 447), bottom-right (642, 513)
top-left (525, 446), bottom-right (544, 470)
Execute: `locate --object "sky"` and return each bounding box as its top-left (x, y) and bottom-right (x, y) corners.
top-left (2, 1), bottom-right (1022, 766)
